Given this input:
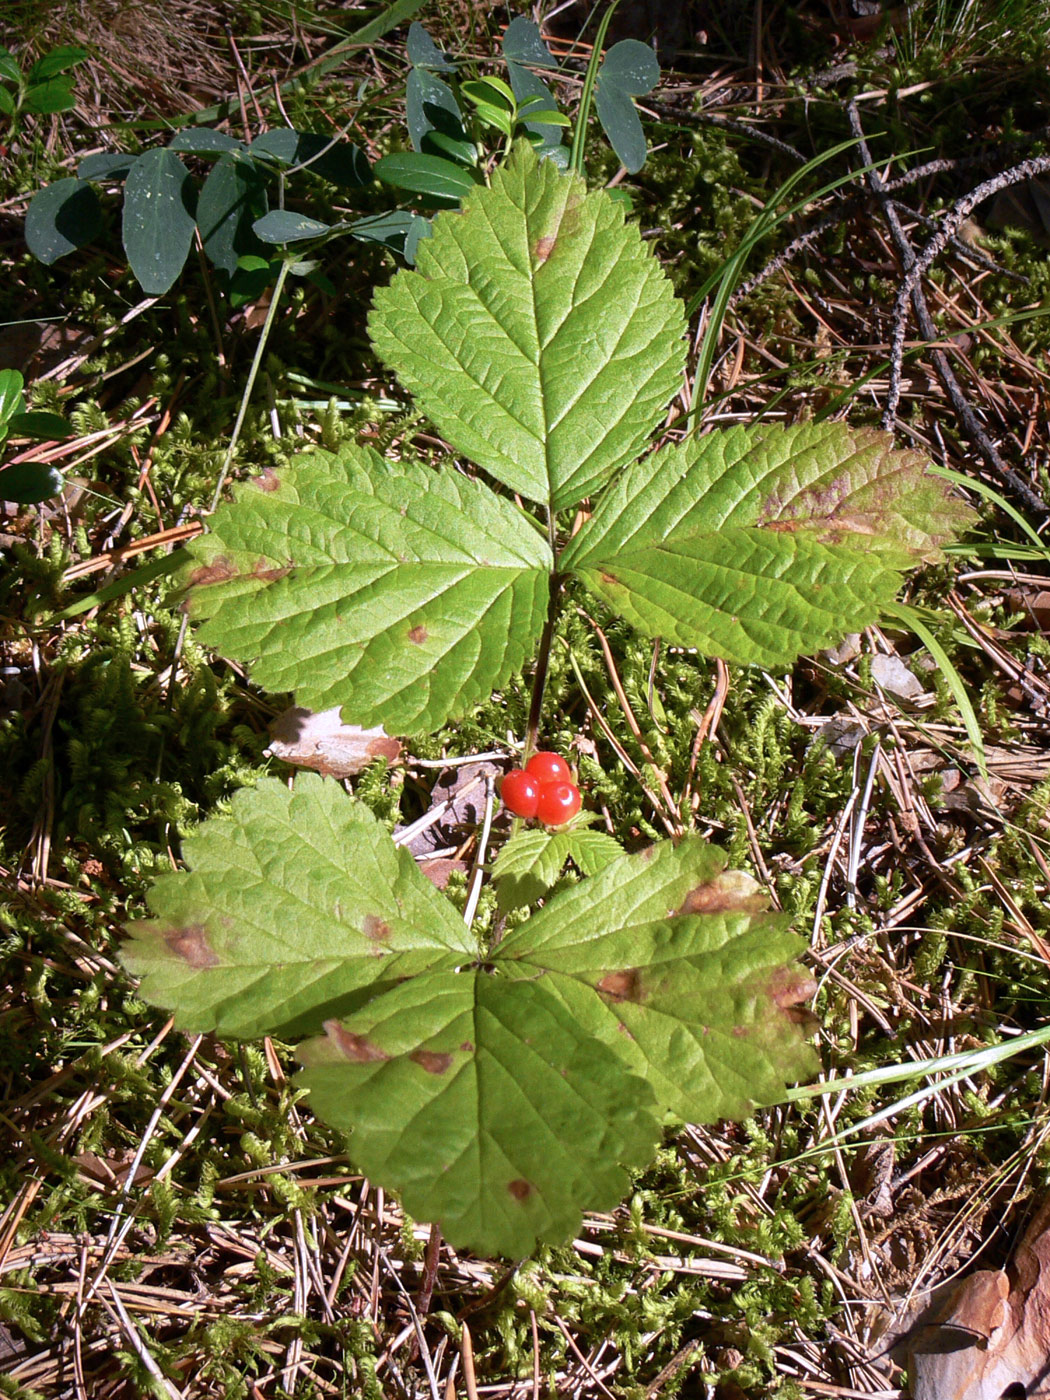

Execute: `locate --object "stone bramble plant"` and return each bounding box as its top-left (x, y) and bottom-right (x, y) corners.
top-left (122, 141), bottom-right (974, 1257)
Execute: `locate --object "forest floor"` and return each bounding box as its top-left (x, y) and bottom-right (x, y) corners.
top-left (3, 1), bottom-right (1050, 1396)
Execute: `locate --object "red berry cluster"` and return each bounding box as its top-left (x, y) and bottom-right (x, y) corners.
top-left (501, 751), bottom-right (582, 828)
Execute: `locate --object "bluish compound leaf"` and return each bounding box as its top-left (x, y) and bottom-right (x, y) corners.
top-left (406, 68), bottom-right (466, 155)
top-left (197, 150), bottom-right (269, 275)
top-left (506, 60), bottom-right (563, 149)
top-left (78, 152), bottom-right (136, 181)
top-left (502, 17), bottom-right (557, 68)
top-left (180, 445), bottom-right (553, 733)
top-left (561, 422), bottom-right (976, 669)
top-left (122, 148), bottom-right (197, 294)
top-left (594, 39), bottom-right (659, 174)
top-left (168, 129), bottom-right (246, 155)
top-left (370, 141), bottom-right (685, 511)
top-left (250, 128), bottom-right (371, 188)
top-left (252, 209), bottom-right (330, 244)
top-left (25, 178), bottom-right (103, 264)
top-left (406, 20), bottom-right (457, 72)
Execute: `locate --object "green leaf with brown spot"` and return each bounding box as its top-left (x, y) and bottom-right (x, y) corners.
top-left (180, 444), bottom-right (552, 734)
top-left (561, 422), bottom-right (975, 668)
top-left (121, 775), bottom-right (472, 1040)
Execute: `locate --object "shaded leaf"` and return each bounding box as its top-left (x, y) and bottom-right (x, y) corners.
top-left (406, 68), bottom-right (466, 154)
top-left (24, 76), bottom-right (76, 115)
top-left (0, 47), bottom-right (21, 85)
top-left (122, 148), bottom-right (196, 294)
top-left (77, 152), bottom-right (136, 181)
top-left (121, 775), bottom-right (473, 1041)
top-left (349, 209), bottom-right (430, 263)
top-left (197, 151), bottom-right (268, 273)
top-left (594, 40), bottom-right (659, 174)
top-left (561, 423), bottom-right (976, 669)
top-left (25, 178), bottom-right (102, 264)
top-left (181, 445), bottom-right (552, 733)
top-left (26, 46), bottom-right (87, 82)
top-left (250, 128), bottom-right (371, 188)
top-left (370, 141), bottom-right (685, 511)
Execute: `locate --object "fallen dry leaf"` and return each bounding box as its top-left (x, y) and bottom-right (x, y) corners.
top-left (894, 1194), bottom-right (1050, 1397)
top-left (266, 706), bottom-right (401, 778)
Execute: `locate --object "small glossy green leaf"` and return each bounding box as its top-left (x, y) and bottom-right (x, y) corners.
top-left (197, 151), bottom-right (268, 273)
top-left (168, 129), bottom-right (245, 154)
top-left (27, 46), bottom-right (87, 82)
top-left (250, 128), bottom-right (371, 187)
top-left (0, 461), bottom-right (64, 503)
top-left (252, 209), bottom-right (329, 244)
top-left (562, 423), bottom-right (976, 668)
top-left (502, 18), bottom-right (557, 68)
top-left (299, 969), bottom-right (660, 1257)
top-left (122, 148), bottom-right (196, 294)
top-left (594, 40), bottom-right (659, 173)
top-left (469, 99), bottom-right (513, 137)
top-left (0, 370), bottom-right (24, 424)
top-left (461, 76), bottom-right (516, 110)
top-left (24, 178), bottom-right (102, 264)
top-left (181, 445), bottom-right (552, 733)
top-left (122, 775), bottom-right (474, 1041)
top-left (370, 141), bottom-right (685, 510)
top-left (406, 68), bottom-right (465, 154)
top-left (6, 410), bottom-right (73, 439)
top-left (406, 20), bottom-right (457, 71)
top-left (24, 76), bottom-right (76, 115)
top-left (374, 152), bottom-right (480, 201)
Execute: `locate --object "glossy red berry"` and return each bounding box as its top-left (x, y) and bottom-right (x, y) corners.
top-left (535, 780), bottom-right (581, 828)
top-left (500, 768), bottom-right (541, 819)
top-left (525, 751), bottom-right (572, 785)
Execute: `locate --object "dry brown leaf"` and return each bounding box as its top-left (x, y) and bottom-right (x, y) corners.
top-left (897, 1195), bottom-right (1050, 1397)
top-left (266, 706), bottom-right (401, 778)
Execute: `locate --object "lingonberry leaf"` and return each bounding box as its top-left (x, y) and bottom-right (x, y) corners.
top-left (369, 141), bottom-right (685, 511)
top-left (180, 445), bottom-right (552, 733)
top-left (122, 775), bottom-right (473, 1041)
top-left (561, 422), bottom-right (976, 668)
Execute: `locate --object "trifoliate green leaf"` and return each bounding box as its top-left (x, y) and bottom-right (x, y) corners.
top-left (122, 776), bottom-right (473, 1040)
top-left (562, 422), bottom-right (975, 668)
top-left (493, 826), bottom-right (624, 910)
top-left (369, 141), bottom-right (685, 511)
top-left (181, 445), bottom-right (552, 733)
top-left (298, 970), bottom-right (660, 1257)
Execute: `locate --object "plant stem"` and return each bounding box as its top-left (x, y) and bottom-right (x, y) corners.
top-left (523, 573), bottom-right (562, 764)
top-left (208, 256), bottom-right (291, 512)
